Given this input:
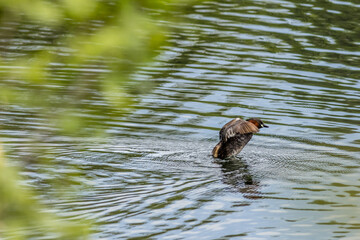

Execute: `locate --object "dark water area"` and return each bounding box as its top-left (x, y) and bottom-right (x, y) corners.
top-left (1, 0), bottom-right (360, 239)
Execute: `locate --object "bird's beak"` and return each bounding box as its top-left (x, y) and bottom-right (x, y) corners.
top-left (262, 124), bottom-right (269, 128)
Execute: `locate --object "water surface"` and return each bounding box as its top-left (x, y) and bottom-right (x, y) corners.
top-left (1, 0), bottom-right (360, 239)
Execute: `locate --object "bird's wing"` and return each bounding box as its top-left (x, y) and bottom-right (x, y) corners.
top-left (219, 118), bottom-right (241, 140)
top-left (220, 118), bottom-right (259, 142)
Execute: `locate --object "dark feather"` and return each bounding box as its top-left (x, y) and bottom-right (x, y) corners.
top-left (216, 133), bottom-right (254, 159)
top-left (219, 118), bottom-right (259, 142)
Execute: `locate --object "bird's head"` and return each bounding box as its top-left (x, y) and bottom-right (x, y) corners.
top-left (246, 118), bottom-right (269, 129)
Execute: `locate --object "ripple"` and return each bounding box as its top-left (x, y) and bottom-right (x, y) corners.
top-left (1, 0), bottom-right (360, 239)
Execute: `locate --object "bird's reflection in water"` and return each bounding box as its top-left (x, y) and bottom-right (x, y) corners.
top-left (216, 157), bottom-right (262, 199)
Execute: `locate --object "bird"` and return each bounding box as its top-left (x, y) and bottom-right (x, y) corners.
top-left (212, 118), bottom-right (268, 159)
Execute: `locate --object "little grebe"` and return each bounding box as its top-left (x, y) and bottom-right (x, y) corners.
top-left (212, 118), bottom-right (268, 159)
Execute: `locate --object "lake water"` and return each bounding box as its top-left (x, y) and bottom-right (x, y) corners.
top-left (1, 0), bottom-right (360, 239)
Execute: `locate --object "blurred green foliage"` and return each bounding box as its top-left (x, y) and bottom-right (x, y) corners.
top-left (0, 0), bottom-right (186, 135)
top-left (0, 145), bottom-right (90, 239)
top-left (0, 0), bottom-right (195, 238)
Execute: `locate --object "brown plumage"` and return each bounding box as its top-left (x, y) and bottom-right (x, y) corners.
top-left (212, 118), bottom-right (268, 159)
